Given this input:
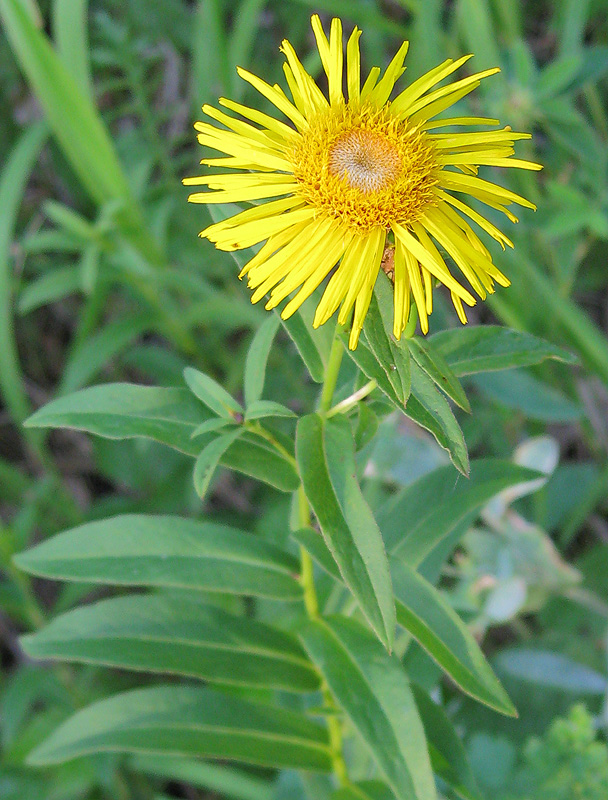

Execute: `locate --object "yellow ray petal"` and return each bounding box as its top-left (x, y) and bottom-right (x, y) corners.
top-left (392, 223), bottom-right (475, 303)
top-left (361, 66), bottom-right (381, 100)
top-left (440, 170), bottom-right (537, 209)
top-left (451, 291), bottom-right (468, 324)
top-left (417, 214), bottom-right (487, 296)
top-left (392, 238), bottom-right (411, 337)
top-left (402, 245), bottom-right (429, 334)
top-left (239, 221), bottom-right (310, 279)
top-left (408, 68), bottom-right (499, 117)
top-left (327, 17), bottom-right (344, 107)
top-left (267, 221), bottom-right (346, 309)
top-left (281, 228), bottom-right (353, 319)
top-left (208, 207), bottom-right (315, 251)
top-left (249, 218), bottom-right (335, 298)
top-left (237, 67), bottom-right (307, 128)
top-left (367, 40), bottom-right (409, 107)
top-left (188, 182), bottom-right (298, 205)
top-left (409, 83), bottom-right (483, 124)
top-left (218, 97), bottom-right (299, 141)
top-left (432, 129), bottom-right (531, 146)
top-left (314, 234), bottom-right (367, 327)
top-left (391, 54), bottom-right (472, 116)
top-left (434, 188), bottom-right (513, 248)
top-left (346, 27), bottom-right (362, 106)
top-left (280, 39), bottom-right (328, 114)
top-left (337, 229), bottom-right (383, 326)
top-left (350, 229), bottom-right (386, 348)
top-left (423, 116), bottom-right (499, 129)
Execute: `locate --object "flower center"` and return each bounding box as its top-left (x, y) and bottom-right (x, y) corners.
top-left (291, 105), bottom-right (438, 233)
top-left (328, 129), bottom-right (402, 194)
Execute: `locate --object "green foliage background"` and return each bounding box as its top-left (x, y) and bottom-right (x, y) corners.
top-left (1, 1), bottom-right (608, 799)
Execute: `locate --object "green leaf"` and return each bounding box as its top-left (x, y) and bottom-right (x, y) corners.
top-left (21, 594), bottom-right (319, 692)
top-left (0, 0), bottom-right (161, 266)
top-left (245, 400), bottom-right (296, 421)
top-left (368, 271), bottom-right (411, 401)
top-left (471, 370), bottom-right (582, 422)
top-left (193, 428), bottom-right (243, 498)
top-left (376, 459), bottom-right (542, 564)
top-left (300, 616), bottom-right (436, 800)
top-left (296, 414), bottom-right (395, 650)
top-left (408, 337), bottom-right (470, 412)
top-left (343, 336), bottom-right (403, 409)
top-left (184, 367), bottom-right (244, 418)
top-left (363, 296), bottom-right (408, 405)
top-left (429, 326), bottom-right (578, 376)
top-left (27, 685), bottom-right (332, 771)
top-left (222, 432), bottom-right (300, 491)
top-left (191, 417), bottom-right (235, 438)
top-left (412, 685), bottom-right (481, 800)
top-left (407, 362), bottom-right (469, 475)
top-left (279, 310), bottom-right (325, 383)
top-left (131, 755), bottom-right (273, 800)
top-left (15, 515), bottom-right (303, 600)
top-left (292, 529), bottom-right (514, 715)
top-left (354, 401), bottom-right (379, 451)
top-left (0, 122), bottom-right (48, 426)
top-left (495, 648), bottom-right (608, 694)
top-left (244, 314), bottom-right (280, 406)
top-left (392, 562), bottom-right (516, 716)
top-left (25, 383), bottom-right (206, 455)
top-left (17, 264), bottom-right (80, 314)
top-left (331, 782), bottom-right (393, 800)
top-left (52, 0), bottom-right (93, 99)
top-left (60, 315), bottom-right (150, 394)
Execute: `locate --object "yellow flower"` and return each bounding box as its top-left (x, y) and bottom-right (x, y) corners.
top-left (185, 15), bottom-right (541, 349)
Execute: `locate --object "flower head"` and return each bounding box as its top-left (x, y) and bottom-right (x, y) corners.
top-left (185, 16), bottom-right (541, 348)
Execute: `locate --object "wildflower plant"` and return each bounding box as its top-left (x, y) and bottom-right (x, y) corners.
top-left (5, 8), bottom-right (586, 800)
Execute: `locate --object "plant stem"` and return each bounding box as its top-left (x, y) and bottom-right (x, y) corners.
top-left (296, 324), bottom-right (349, 787)
top-left (319, 326), bottom-right (345, 414)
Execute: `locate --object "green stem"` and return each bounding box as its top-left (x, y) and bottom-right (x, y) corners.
top-left (247, 421), bottom-right (297, 468)
top-left (327, 379), bottom-right (377, 418)
top-left (319, 326), bottom-right (345, 414)
top-left (296, 323), bottom-right (350, 787)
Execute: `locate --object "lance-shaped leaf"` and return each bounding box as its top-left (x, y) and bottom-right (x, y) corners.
top-left (292, 530), bottom-right (515, 716)
top-left (342, 335), bottom-right (403, 409)
top-left (407, 362), bottom-right (469, 475)
top-left (332, 782), bottom-right (393, 800)
top-left (223, 432), bottom-right (300, 491)
top-left (412, 685), bottom-right (481, 800)
top-left (131, 755), bottom-right (274, 800)
top-left (193, 428), bottom-right (243, 499)
top-left (15, 515), bottom-right (302, 600)
top-left (279, 310), bottom-right (325, 383)
top-left (244, 314), bottom-right (280, 406)
top-left (25, 383), bottom-right (206, 455)
top-left (27, 686), bottom-right (332, 771)
top-left (296, 414), bottom-right (395, 650)
top-left (21, 594), bottom-right (319, 692)
top-left (363, 294), bottom-right (410, 405)
top-left (245, 400), bottom-right (296, 421)
top-left (184, 367), bottom-right (244, 419)
top-left (429, 326), bottom-right (578, 376)
top-left (392, 561), bottom-right (516, 716)
top-left (407, 337), bottom-right (470, 412)
top-left (376, 459), bottom-right (543, 564)
top-left (300, 616), bottom-right (436, 800)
